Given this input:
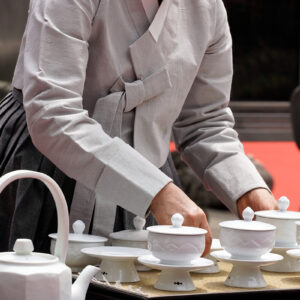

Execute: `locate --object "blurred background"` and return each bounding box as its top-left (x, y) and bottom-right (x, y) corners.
top-left (1, 0), bottom-right (300, 233)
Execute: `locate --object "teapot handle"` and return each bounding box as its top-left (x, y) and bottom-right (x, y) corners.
top-left (0, 170), bottom-right (68, 263)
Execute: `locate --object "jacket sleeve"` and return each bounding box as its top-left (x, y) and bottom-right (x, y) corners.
top-left (172, 0), bottom-right (269, 215)
top-left (21, 0), bottom-right (171, 217)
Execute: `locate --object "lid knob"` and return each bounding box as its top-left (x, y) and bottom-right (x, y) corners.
top-left (13, 239), bottom-right (34, 255)
top-left (133, 216), bottom-right (146, 231)
top-left (72, 220), bottom-right (85, 234)
top-left (242, 207), bottom-right (254, 222)
top-left (278, 196), bottom-right (289, 212)
top-left (171, 213), bottom-right (184, 228)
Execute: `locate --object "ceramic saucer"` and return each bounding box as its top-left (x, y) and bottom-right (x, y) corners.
top-left (211, 250), bottom-right (283, 288)
top-left (261, 245), bottom-right (300, 272)
top-left (138, 254), bottom-right (213, 291)
top-left (286, 248), bottom-right (300, 260)
top-left (81, 246), bottom-right (150, 283)
top-left (193, 238), bottom-right (222, 274)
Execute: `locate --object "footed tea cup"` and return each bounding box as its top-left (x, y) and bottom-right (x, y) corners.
top-left (220, 207), bottom-right (276, 260)
top-left (256, 196), bottom-right (300, 247)
top-left (147, 213), bottom-right (207, 265)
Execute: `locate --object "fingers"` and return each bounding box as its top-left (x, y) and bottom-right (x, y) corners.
top-left (198, 210), bottom-right (212, 257)
top-left (181, 208), bottom-right (212, 256)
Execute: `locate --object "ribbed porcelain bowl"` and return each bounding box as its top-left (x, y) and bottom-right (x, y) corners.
top-left (220, 207), bottom-right (276, 260)
top-left (147, 213), bottom-right (207, 265)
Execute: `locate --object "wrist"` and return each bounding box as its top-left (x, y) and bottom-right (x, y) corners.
top-left (236, 188), bottom-right (277, 218)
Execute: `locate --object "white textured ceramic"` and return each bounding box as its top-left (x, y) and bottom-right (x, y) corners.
top-left (138, 255), bottom-right (213, 291)
top-left (193, 238), bottom-right (223, 274)
top-left (0, 170), bottom-right (99, 300)
top-left (81, 246), bottom-right (150, 283)
top-left (261, 246), bottom-right (300, 272)
top-left (49, 220), bottom-right (107, 272)
top-left (220, 207), bottom-right (276, 260)
top-left (211, 250), bottom-right (283, 288)
top-left (255, 196), bottom-right (300, 247)
top-left (147, 213), bottom-right (207, 265)
top-left (110, 216), bottom-right (149, 271)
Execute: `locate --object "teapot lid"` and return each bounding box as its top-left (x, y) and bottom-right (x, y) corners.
top-left (147, 213), bottom-right (207, 235)
top-left (0, 239), bottom-right (58, 265)
top-left (220, 207), bottom-right (275, 231)
top-left (109, 216), bottom-right (148, 242)
top-left (255, 196), bottom-right (300, 220)
top-left (49, 220), bottom-right (108, 243)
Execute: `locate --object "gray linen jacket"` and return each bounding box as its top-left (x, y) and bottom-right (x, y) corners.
top-left (12, 0), bottom-right (268, 236)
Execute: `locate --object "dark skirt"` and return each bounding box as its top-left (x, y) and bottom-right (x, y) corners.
top-left (0, 89), bottom-right (181, 253)
top-left (0, 89), bottom-right (75, 253)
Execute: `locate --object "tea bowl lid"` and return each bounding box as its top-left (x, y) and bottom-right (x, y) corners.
top-left (49, 220), bottom-right (108, 243)
top-left (220, 207), bottom-right (275, 231)
top-left (109, 216), bottom-right (148, 242)
top-left (147, 213), bottom-right (207, 235)
top-left (255, 196), bottom-right (300, 220)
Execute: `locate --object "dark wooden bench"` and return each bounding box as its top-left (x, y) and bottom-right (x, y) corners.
top-left (230, 101), bottom-right (293, 141)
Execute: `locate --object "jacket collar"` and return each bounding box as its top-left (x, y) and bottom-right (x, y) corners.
top-left (125, 0), bottom-right (171, 43)
top-left (126, 0), bottom-right (175, 78)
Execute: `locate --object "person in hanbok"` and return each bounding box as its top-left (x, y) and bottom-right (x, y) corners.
top-left (0, 0), bottom-right (278, 254)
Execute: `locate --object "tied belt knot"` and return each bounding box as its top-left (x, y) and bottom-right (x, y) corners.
top-left (92, 66), bottom-right (172, 137)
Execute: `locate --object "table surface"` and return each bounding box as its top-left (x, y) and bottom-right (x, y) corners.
top-left (84, 261), bottom-right (300, 300)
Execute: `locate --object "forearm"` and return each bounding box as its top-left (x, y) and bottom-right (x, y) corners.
top-left (22, 0), bottom-right (172, 217)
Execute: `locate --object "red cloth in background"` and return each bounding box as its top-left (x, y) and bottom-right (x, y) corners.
top-left (170, 141), bottom-right (300, 211)
top-left (242, 141), bottom-right (300, 211)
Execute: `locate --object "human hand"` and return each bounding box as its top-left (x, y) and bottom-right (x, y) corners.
top-left (150, 182), bottom-right (212, 256)
top-left (236, 188), bottom-right (278, 218)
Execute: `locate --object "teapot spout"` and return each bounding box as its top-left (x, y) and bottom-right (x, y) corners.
top-left (72, 265), bottom-right (99, 300)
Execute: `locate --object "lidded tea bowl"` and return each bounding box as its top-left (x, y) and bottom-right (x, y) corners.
top-left (49, 220), bottom-right (107, 272)
top-left (219, 207), bottom-right (276, 260)
top-left (255, 196), bottom-right (300, 247)
top-left (147, 213), bottom-right (207, 265)
top-left (109, 216), bottom-right (148, 249)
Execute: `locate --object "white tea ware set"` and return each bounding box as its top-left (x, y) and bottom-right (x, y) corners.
top-left (0, 170), bottom-right (100, 300)
top-left (2, 170), bottom-right (300, 295)
top-left (210, 196), bottom-right (300, 288)
top-left (82, 212), bottom-right (214, 291)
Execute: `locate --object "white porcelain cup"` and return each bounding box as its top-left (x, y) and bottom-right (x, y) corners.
top-left (256, 196), bottom-right (300, 247)
top-left (220, 207), bottom-right (276, 260)
top-left (49, 220), bottom-right (107, 272)
top-left (147, 213), bottom-right (207, 265)
top-left (220, 228), bottom-right (275, 260)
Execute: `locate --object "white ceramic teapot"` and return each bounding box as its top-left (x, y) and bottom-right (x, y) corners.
top-left (0, 170), bottom-right (99, 300)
